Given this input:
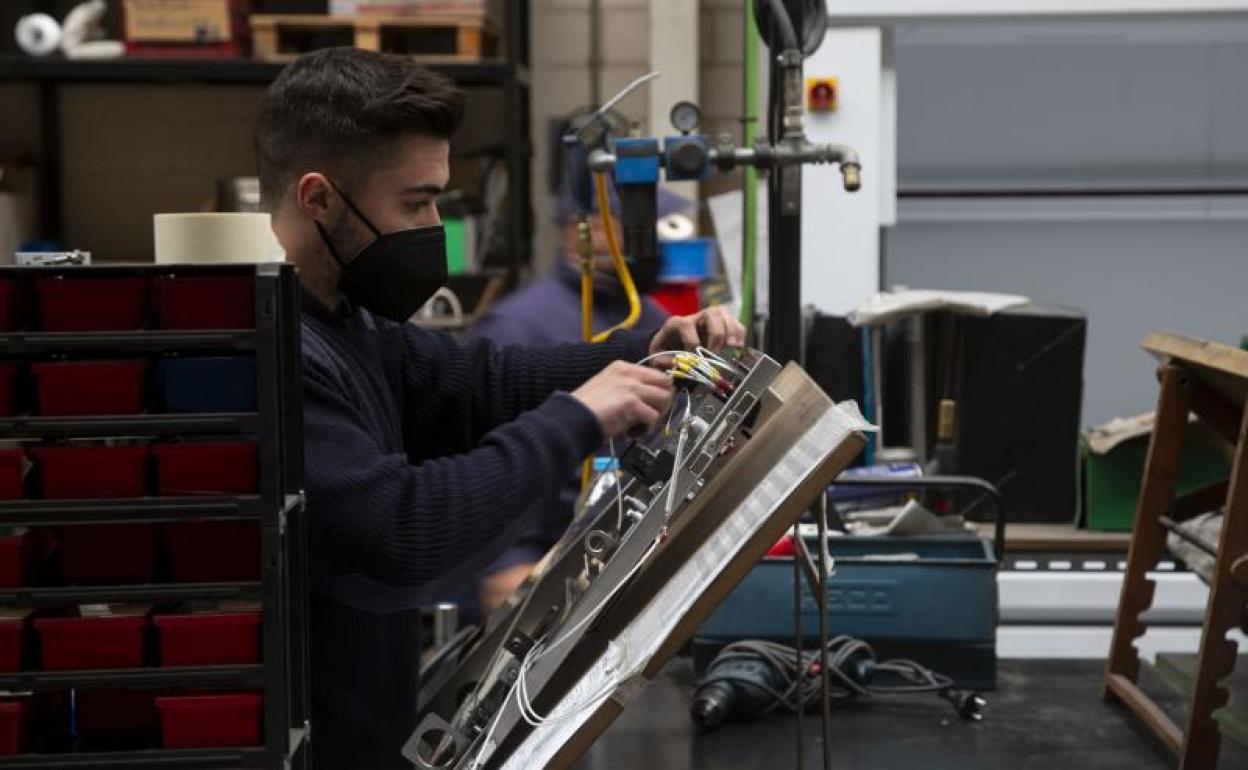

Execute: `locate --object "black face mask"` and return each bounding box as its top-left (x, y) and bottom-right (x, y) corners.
top-left (315, 181), bottom-right (448, 323)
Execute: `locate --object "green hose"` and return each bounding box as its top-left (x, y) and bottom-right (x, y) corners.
top-left (740, 1), bottom-right (760, 331)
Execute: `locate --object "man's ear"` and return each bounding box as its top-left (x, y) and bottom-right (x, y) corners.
top-left (296, 172), bottom-right (335, 223)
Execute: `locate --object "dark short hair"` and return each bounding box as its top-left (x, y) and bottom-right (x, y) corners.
top-left (255, 47), bottom-right (465, 207)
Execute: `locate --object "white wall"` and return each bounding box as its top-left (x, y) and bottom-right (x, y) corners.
top-left (884, 20), bottom-right (1248, 426)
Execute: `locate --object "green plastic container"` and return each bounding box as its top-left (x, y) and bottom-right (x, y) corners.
top-left (1082, 429), bottom-right (1230, 532)
top-left (444, 218), bottom-right (467, 276)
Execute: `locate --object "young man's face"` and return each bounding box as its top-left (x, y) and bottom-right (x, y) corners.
top-left (307, 132), bottom-right (451, 265)
top-left (345, 132), bottom-right (449, 237)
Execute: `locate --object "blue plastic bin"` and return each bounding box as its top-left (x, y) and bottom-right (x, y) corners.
top-left (659, 238), bottom-right (714, 280)
top-left (157, 357), bottom-right (256, 413)
top-left (699, 535), bottom-right (998, 644)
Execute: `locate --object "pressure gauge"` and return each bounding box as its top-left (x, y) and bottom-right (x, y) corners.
top-left (670, 101), bottom-right (701, 135)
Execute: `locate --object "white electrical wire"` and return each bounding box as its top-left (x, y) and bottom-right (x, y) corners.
top-left (471, 534), bottom-right (663, 767)
top-left (665, 396), bottom-right (693, 516)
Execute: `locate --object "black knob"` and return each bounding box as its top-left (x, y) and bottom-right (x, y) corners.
top-left (669, 141), bottom-right (707, 178)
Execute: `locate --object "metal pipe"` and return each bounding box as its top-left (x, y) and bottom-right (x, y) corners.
top-left (589, 0), bottom-right (602, 106)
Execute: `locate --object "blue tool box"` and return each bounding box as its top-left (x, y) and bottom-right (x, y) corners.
top-left (697, 535), bottom-right (999, 687)
top-left (157, 356), bottom-right (257, 413)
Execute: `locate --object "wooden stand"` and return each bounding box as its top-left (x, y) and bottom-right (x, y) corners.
top-left (250, 13), bottom-right (498, 62)
top-left (1105, 331), bottom-right (1248, 768)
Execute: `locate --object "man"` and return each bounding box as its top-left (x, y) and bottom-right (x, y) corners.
top-left (255, 48), bottom-right (743, 769)
top-left (464, 171), bottom-right (688, 615)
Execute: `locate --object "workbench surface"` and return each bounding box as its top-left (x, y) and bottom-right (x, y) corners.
top-left (573, 657), bottom-right (1247, 770)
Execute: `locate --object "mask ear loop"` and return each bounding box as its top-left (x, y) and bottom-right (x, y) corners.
top-left (324, 177), bottom-right (384, 239)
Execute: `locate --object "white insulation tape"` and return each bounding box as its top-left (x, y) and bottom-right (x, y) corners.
top-left (15, 14), bottom-right (62, 56)
top-left (657, 213), bottom-right (695, 241)
top-left (153, 213), bottom-right (285, 265)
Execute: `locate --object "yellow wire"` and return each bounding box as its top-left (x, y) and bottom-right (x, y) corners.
top-left (578, 216), bottom-right (596, 491)
top-left (589, 171), bottom-right (642, 343)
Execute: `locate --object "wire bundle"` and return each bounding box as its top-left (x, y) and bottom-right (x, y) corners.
top-left (699, 636), bottom-right (961, 714)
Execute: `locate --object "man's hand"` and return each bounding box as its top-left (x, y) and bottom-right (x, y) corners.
top-left (650, 305), bottom-right (746, 357)
top-left (572, 360), bottom-right (675, 438)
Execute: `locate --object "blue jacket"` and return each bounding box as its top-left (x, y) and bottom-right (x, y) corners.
top-left (467, 261), bottom-right (668, 568)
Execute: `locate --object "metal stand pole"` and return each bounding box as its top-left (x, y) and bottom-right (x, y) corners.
top-left (815, 495), bottom-right (833, 770)
top-left (792, 520), bottom-right (805, 770)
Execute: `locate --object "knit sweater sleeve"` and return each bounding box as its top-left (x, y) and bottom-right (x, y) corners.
top-left (303, 359), bottom-right (605, 588)
top-left (400, 324), bottom-right (653, 440)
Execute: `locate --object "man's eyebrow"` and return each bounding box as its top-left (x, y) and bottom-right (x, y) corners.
top-left (401, 184), bottom-right (444, 196)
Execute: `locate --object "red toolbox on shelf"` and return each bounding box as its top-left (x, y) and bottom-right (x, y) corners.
top-left (0, 279), bottom-right (18, 332)
top-left (151, 276), bottom-right (255, 330)
top-left (0, 448), bottom-right (23, 500)
top-left (33, 445), bottom-right (147, 499)
top-left (153, 442), bottom-right (258, 495)
top-left (75, 689), bottom-right (159, 741)
top-left (161, 521), bottom-right (261, 582)
top-left (0, 364), bottom-right (17, 416)
top-left (155, 612), bottom-right (261, 667)
top-left (0, 610), bottom-right (30, 673)
top-left (60, 525), bottom-right (157, 585)
top-left (0, 531), bottom-right (34, 588)
top-left (0, 698), bottom-right (28, 756)
top-left (34, 277), bottom-right (146, 332)
top-left (34, 614), bottom-right (147, 671)
top-left (31, 360), bottom-right (147, 416)
top-left (155, 693), bottom-right (262, 749)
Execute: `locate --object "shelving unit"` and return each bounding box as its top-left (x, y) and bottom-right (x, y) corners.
top-left (0, 0), bottom-right (533, 279)
top-left (0, 263), bottom-right (308, 769)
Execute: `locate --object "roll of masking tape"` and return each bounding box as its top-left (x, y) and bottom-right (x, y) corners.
top-left (658, 213), bottom-right (695, 241)
top-left (15, 14), bottom-right (62, 57)
top-left (153, 213), bottom-right (285, 265)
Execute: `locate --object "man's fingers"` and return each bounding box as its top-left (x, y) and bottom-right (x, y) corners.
top-left (677, 319), bottom-right (700, 350)
top-left (726, 312), bottom-right (746, 347)
top-left (700, 309), bottom-right (727, 351)
top-left (633, 364), bottom-right (674, 388)
top-left (635, 381), bottom-right (675, 412)
top-left (631, 401), bottom-right (662, 432)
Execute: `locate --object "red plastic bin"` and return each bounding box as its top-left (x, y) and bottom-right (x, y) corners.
top-left (34, 445), bottom-right (147, 499)
top-left (162, 521), bottom-right (261, 582)
top-left (155, 693), bottom-right (262, 749)
top-left (152, 276), bottom-right (255, 330)
top-left (0, 364), bottom-right (17, 417)
top-left (649, 281), bottom-right (702, 317)
top-left (0, 280), bottom-right (18, 332)
top-left (75, 689), bottom-right (159, 740)
top-left (155, 613), bottom-right (261, 667)
top-left (0, 699), bottom-right (28, 755)
top-left (31, 360), bottom-right (146, 416)
top-left (61, 525), bottom-right (156, 585)
top-left (153, 442), bottom-right (258, 496)
top-left (0, 533), bottom-right (31, 588)
top-left (35, 277), bottom-right (146, 332)
top-left (0, 610), bottom-right (29, 673)
top-left (0, 448), bottom-right (22, 500)
top-left (34, 614), bottom-right (147, 671)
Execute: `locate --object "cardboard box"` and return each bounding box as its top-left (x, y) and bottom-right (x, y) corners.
top-left (123, 0), bottom-right (236, 43)
top-left (1080, 412), bottom-right (1231, 532)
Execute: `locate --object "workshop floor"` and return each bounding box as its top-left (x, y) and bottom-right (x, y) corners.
top-left (573, 658), bottom-right (1248, 770)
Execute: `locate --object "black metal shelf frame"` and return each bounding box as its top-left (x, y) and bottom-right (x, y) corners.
top-left (0, 582), bottom-right (263, 608)
top-left (0, 0), bottom-right (533, 278)
top-left (0, 664), bottom-right (265, 691)
top-left (0, 330), bottom-right (257, 354)
top-left (0, 264), bottom-right (309, 770)
top-left (0, 414), bottom-right (261, 440)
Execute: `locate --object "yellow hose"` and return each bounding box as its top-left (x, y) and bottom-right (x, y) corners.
top-left (578, 173), bottom-right (645, 490)
top-left (577, 216), bottom-right (595, 491)
top-left (589, 171), bottom-right (642, 343)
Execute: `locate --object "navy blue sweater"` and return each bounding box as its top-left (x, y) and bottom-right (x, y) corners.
top-left (300, 294), bottom-right (650, 769)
